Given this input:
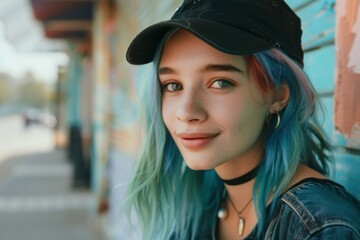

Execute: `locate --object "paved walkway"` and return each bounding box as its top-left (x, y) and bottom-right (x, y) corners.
top-left (0, 149), bottom-right (105, 240)
top-left (0, 115), bottom-right (54, 164)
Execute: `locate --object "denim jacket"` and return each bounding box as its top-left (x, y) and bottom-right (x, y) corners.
top-left (171, 178), bottom-right (360, 240)
top-left (244, 178), bottom-right (360, 240)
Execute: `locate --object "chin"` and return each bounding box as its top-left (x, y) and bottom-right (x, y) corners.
top-left (183, 158), bottom-right (217, 171)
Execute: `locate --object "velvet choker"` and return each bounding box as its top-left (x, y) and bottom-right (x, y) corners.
top-left (218, 166), bottom-right (259, 185)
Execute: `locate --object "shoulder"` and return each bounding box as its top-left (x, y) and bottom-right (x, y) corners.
top-left (266, 178), bottom-right (360, 239)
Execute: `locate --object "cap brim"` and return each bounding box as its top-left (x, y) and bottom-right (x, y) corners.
top-left (126, 19), bottom-right (276, 65)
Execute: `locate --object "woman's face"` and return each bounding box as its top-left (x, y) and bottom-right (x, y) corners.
top-left (159, 30), bottom-right (272, 171)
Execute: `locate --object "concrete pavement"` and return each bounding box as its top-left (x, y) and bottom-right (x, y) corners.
top-left (0, 115), bottom-right (106, 240)
top-left (0, 149), bottom-right (105, 240)
top-left (0, 115), bottom-right (54, 164)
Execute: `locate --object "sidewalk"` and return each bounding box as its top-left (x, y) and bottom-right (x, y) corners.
top-left (0, 115), bottom-right (54, 165)
top-left (0, 149), bottom-right (105, 240)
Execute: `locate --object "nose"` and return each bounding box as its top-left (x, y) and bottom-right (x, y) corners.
top-left (176, 91), bottom-right (208, 123)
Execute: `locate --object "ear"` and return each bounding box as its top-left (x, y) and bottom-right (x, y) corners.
top-left (269, 83), bottom-right (289, 113)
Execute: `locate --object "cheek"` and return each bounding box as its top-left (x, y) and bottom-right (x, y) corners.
top-left (226, 102), bottom-right (269, 139)
top-left (161, 100), bottom-right (175, 131)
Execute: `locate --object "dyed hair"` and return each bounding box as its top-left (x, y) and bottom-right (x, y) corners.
top-left (125, 44), bottom-right (332, 239)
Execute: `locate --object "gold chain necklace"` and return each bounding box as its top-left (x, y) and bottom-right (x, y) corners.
top-left (227, 196), bottom-right (253, 237)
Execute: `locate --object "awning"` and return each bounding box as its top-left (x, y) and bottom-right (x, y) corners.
top-left (29, 0), bottom-right (94, 41)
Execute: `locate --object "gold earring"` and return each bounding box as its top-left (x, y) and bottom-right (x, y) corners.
top-left (274, 112), bottom-right (281, 129)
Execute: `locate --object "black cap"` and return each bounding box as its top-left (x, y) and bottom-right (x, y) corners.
top-left (126, 0), bottom-right (303, 66)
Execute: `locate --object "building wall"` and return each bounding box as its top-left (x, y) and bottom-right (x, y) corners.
top-left (94, 1), bottom-right (181, 239)
top-left (332, 0), bottom-right (360, 199)
top-left (289, 0), bottom-right (360, 199)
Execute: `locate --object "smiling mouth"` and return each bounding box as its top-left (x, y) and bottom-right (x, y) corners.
top-left (177, 133), bottom-right (219, 149)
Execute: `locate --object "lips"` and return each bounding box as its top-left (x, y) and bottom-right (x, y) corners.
top-left (176, 132), bottom-right (219, 149)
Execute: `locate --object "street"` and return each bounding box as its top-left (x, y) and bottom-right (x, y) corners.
top-left (0, 115), bottom-right (54, 164)
top-left (0, 115), bottom-right (105, 240)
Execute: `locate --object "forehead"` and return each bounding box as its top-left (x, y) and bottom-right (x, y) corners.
top-left (160, 29), bottom-right (246, 68)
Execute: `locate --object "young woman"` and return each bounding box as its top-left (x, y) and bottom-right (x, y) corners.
top-left (125, 0), bottom-right (360, 239)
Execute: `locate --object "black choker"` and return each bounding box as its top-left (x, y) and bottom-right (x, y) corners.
top-left (218, 166), bottom-right (259, 185)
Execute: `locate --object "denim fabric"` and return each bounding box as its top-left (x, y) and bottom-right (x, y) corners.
top-left (171, 178), bottom-right (360, 239)
top-left (245, 178), bottom-right (360, 240)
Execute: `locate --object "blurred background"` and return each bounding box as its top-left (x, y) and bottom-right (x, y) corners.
top-left (0, 0), bottom-right (359, 240)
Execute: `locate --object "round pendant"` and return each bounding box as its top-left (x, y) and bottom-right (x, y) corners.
top-left (217, 207), bottom-right (228, 220)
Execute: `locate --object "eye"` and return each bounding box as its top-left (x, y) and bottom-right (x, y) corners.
top-left (210, 79), bottom-right (234, 89)
top-left (163, 82), bottom-right (183, 92)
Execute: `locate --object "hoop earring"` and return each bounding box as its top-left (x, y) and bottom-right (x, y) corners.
top-left (274, 112), bottom-right (281, 129)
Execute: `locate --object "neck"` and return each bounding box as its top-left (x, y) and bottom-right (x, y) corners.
top-left (216, 163), bottom-right (258, 206)
top-left (217, 181), bottom-right (258, 239)
top-left (215, 138), bottom-right (264, 182)
top-left (225, 178), bottom-right (255, 207)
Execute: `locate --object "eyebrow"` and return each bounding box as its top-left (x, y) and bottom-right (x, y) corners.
top-left (158, 64), bottom-right (244, 75)
top-left (203, 64), bottom-right (243, 73)
top-left (158, 67), bottom-right (175, 75)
